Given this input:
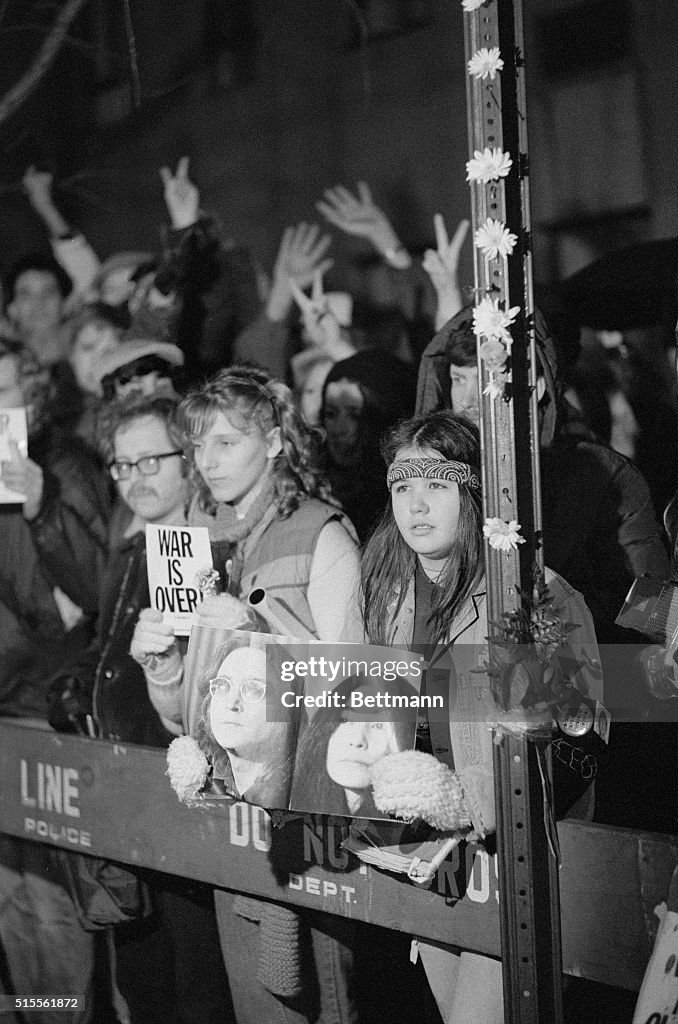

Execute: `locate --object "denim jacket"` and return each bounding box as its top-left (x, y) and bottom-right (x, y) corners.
top-left (385, 568), bottom-right (603, 835)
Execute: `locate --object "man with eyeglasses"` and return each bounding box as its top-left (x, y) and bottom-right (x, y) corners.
top-left (49, 391), bottom-right (189, 740)
top-left (206, 646), bottom-right (280, 798)
top-left (48, 391), bottom-right (231, 1024)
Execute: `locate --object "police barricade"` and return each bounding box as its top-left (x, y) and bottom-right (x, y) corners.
top-left (0, 720), bottom-right (674, 992)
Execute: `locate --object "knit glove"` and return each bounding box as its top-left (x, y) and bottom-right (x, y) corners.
top-left (370, 750), bottom-right (473, 832)
top-left (130, 608), bottom-right (183, 685)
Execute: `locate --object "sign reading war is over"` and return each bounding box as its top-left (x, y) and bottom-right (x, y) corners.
top-left (146, 524), bottom-right (213, 635)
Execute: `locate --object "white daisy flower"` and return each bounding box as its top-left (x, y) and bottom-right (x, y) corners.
top-left (483, 518), bottom-right (526, 552)
top-left (466, 147), bottom-right (512, 184)
top-left (474, 218), bottom-right (518, 259)
top-left (467, 47), bottom-right (504, 80)
top-left (472, 297), bottom-right (521, 344)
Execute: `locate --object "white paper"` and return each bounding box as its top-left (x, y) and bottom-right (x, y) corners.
top-left (145, 524), bottom-right (213, 635)
top-left (0, 407), bottom-right (28, 503)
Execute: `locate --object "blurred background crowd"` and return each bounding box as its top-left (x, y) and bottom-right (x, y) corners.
top-left (1, 1), bottom-right (678, 1021)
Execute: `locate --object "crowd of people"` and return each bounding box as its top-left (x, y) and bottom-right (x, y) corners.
top-left (0, 156), bottom-right (676, 1024)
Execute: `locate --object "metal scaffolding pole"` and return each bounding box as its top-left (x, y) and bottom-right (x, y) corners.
top-left (463, 1), bottom-right (563, 1021)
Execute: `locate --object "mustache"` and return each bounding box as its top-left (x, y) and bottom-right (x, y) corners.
top-left (127, 484), bottom-right (157, 499)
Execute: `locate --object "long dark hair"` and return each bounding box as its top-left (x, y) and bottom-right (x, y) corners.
top-left (179, 364), bottom-right (338, 518)
top-left (320, 349), bottom-right (416, 461)
top-left (361, 411), bottom-right (483, 646)
top-left (291, 674), bottom-right (416, 816)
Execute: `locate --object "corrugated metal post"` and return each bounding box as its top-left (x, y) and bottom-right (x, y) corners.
top-left (463, 1), bottom-right (563, 1021)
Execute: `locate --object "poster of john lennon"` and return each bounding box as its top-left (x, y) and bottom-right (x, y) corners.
top-left (180, 626), bottom-right (428, 819)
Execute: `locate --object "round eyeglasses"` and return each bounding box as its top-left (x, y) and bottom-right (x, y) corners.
top-left (208, 676), bottom-right (266, 704)
top-left (108, 450), bottom-right (183, 481)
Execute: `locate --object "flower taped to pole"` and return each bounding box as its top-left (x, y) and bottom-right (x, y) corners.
top-left (466, 147), bottom-right (513, 184)
top-left (483, 516), bottom-right (525, 552)
top-left (474, 218), bottom-right (517, 260)
top-left (463, 0), bottom-right (567, 1017)
top-left (468, 47), bottom-right (504, 81)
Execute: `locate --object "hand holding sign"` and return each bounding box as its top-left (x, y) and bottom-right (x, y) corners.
top-left (0, 439), bottom-right (43, 518)
top-left (131, 608), bottom-right (180, 670)
top-left (0, 408), bottom-right (29, 504)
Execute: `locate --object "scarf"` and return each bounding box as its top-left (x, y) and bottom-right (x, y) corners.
top-left (189, 478), bottom-right (278, 594)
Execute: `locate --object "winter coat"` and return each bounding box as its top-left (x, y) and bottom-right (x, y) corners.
top-left (0, 431), bottom-right (109, 718)
top-left (50, 525), bottom-right (184, 746)
top-left (385, 569), bottom-right (603, 834)
top-left (415, 308), bottom-right (669, 641)
top-left (539, 429), bottom-right (668, 639)
top-left (157, 218), bottom-right (261, 381)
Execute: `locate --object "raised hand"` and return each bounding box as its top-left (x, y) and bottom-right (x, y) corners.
top-left (317, 180), bottom-right (410, 266)
top-left (266, 222), bottom-right (334, 321)
top-left (289, 271), bottom-right (342, 354)
top-left (22, 166), bottom-right (54, 213)
top-left (159, 156), bottom-right (200, 230)
top-left (422, 214), bottom-right (470, 329)
top-left (23, 165), bottom-right (72, 239)
top-left (274, 223), bottom-right (333, 290)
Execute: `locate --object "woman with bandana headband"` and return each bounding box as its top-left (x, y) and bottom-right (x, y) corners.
top-left (361, 410), bottom-right (603, 1024)
top-left (363, 412), bottom-right (484, 656)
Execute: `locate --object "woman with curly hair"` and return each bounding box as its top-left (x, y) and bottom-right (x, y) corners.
top-left (132, 363), bottom-right (363, 732)
top-left (131, 363), bottom-right (363, 1024)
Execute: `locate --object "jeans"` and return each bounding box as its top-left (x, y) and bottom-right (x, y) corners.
top-left (0, 837), bottom-right (95, 1024)
top-left (214, 889), bottom-right (358, 1024)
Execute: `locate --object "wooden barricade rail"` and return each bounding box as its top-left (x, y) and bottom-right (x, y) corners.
top-left (0, 720), bottom-right (674, 992)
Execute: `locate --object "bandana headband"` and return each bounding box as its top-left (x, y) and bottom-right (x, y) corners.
top-left (387, 457), bottom-right (481, 491)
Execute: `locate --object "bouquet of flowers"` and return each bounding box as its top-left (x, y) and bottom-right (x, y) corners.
top-left (484, 567), bottom-right (579, 733)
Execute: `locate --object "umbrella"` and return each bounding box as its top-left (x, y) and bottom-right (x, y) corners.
top-left (557, 238), bottom-right (678, 332)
